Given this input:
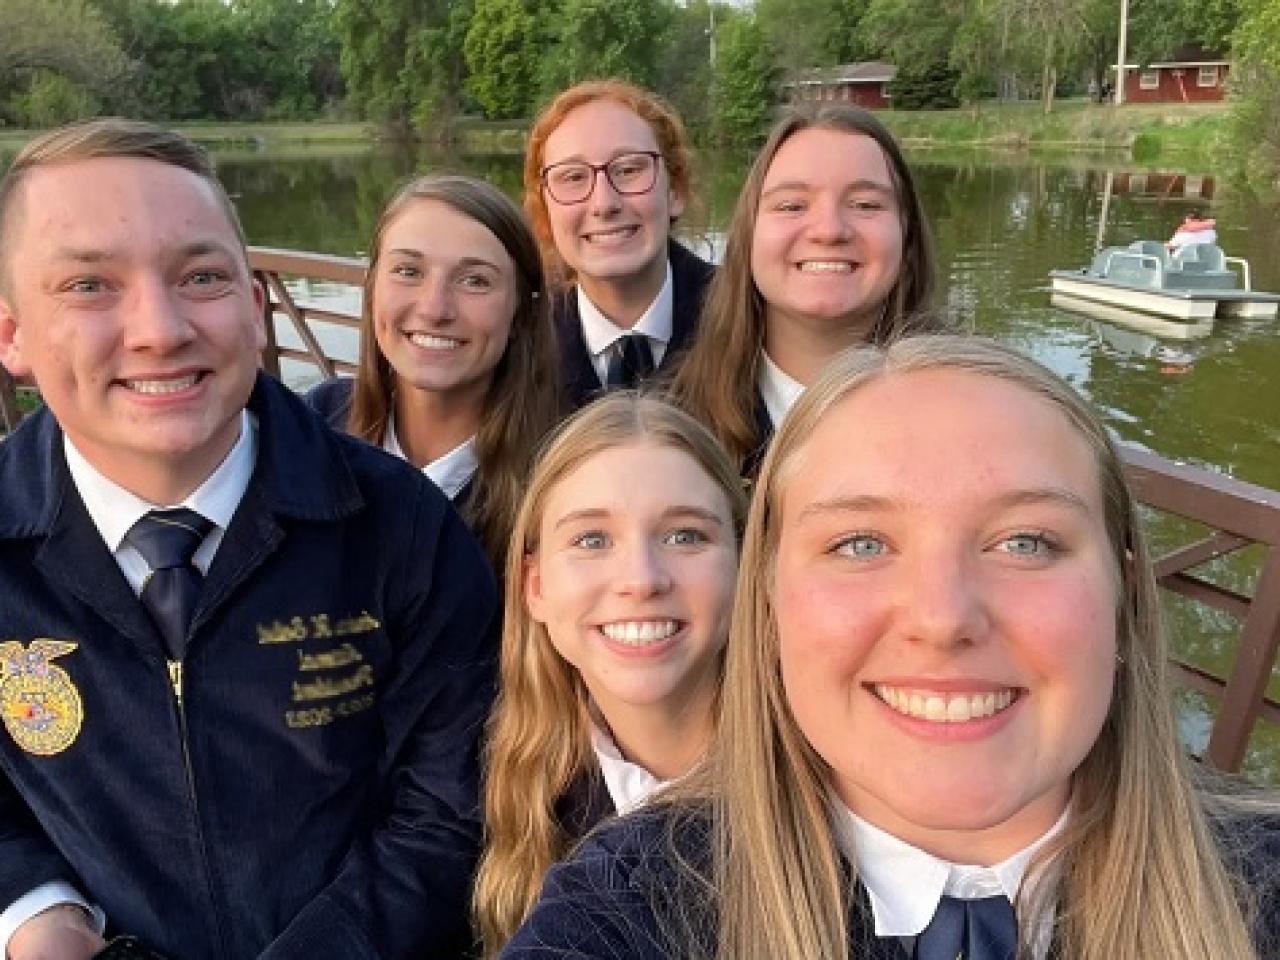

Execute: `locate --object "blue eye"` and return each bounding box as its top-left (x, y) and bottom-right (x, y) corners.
top-left (389, 263), bottom-right (421, 280)
top-left (457, 273), bottom-right (493, 291)
top-left (571, 531), bottom-right (610, 550)
top-left (995, 532), bottom-right (1057, 556)
top-left (834, 534), bottom-right (887, 558)
top-left (663, 528), bottom-right (708, 547)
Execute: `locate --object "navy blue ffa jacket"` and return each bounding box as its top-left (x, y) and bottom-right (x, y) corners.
top-left (502, 806), bottom-right (1280, 959)
top-left (304, 376), bottom-right (476, 513)
top-left (555, 240), bottom-right (714, 411)
top-left (0, 373), bottom-right (497, 959)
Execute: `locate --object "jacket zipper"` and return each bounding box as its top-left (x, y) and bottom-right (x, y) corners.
top-left (167, 659), bottom-right (230, 956)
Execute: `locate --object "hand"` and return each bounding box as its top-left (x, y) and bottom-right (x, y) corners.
top-left (7, 905), bottom-right (105, 960)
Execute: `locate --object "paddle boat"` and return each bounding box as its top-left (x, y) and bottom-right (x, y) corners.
top-left (1049, 241), bottom-right (1280, 322)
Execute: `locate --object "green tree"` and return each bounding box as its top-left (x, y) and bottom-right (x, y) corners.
top-left (0, 0), bottom-right (129, 122)
top-left (463, 0), bottom-right (537, 119)
top-left (1229, 0), bottom-right (1280, 183)
top-left (539, 0), bottom-right (674, 92)
top-left (334, 0), bottom-right (473, 135)
top-left (712, 14), bottom-right (778, 145)
top-left (756, 0), bottom-right (870, 73)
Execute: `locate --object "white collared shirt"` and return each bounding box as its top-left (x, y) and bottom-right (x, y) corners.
top-left (578, 261), bottom-right (674, 386)
top-left (830, 798), bottom-right (1068, 959)
top-left (589, 719), bottom-right (674, 816)
top-left (64, 410), bottom-right (257, 595)
top-left (382, 412), bottom-right (478, 500)
top-left (1, 411), bottom-right (258, 955)
top-left (757, 350), bottom-right (805, 429)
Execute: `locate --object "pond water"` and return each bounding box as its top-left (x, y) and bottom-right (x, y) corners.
top-left (4, 140), bottom-right (1279, 778)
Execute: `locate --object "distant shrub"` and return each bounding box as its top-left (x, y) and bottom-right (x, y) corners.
top-left (889, 64), bottom-right (961, 110)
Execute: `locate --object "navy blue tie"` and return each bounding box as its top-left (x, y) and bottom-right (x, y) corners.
top-left (606, 334), bottom-right (655, 388)
top-left (914, 895), bottom-right (1017, 960)
top-left (125, 509), bottom-right (213, 660)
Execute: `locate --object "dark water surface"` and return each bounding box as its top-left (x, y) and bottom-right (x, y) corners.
top-left (5, 141), bottom-right (1278, 777)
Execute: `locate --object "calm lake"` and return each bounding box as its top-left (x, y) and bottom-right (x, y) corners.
top-left (5, 141), bottom-right (1279, 778)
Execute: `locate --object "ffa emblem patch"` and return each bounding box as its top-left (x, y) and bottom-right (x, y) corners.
top-left (0, 640), bottom-right (83, 756)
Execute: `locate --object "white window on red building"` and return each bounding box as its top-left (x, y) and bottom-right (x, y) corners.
top-left (1197, 65), bottom-right (1219, 87)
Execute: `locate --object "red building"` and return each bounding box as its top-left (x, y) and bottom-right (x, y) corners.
top-left (1115, 45), bottom-right (1229, 104)
top-left (784, 62), bottom-right (897, 110)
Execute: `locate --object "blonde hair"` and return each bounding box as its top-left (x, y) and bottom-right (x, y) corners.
top-left (347, 174), bottom-right (560, 569)
top-left (668, 103), bottom-right (945, 471)
top-left (474, 391), bottom-right (747, 957)
top-left (523, 79), bottom-right (695, 288)
top-left (663, 334), bottom-right (1276, 959)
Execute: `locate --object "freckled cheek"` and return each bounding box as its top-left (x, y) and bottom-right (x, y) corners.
top-left (775, 572), bottom-right (878, 669)
top-left (1009, 576), bottom-right (1118, 674)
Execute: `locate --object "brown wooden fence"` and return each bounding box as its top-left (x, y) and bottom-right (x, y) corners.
top-left (2, 246), bottom-right (1277, 775)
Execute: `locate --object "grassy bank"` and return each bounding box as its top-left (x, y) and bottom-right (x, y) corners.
top-left (0, 121), bottom-right (376, 152)
top-left (877, 100), bottom-right (1229, 160)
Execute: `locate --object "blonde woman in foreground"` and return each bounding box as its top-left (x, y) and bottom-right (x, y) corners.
top-left (502, 335), bottom-right (1280, 960)
top-left (474, 392), bottom-right (747, 956)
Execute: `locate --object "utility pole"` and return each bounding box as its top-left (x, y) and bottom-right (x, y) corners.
top-left (708, 2), bottom-right (717, 69)
top-left (1115, 0), bottom-right (1129, 105)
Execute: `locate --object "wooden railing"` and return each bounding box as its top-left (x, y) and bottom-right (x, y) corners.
top-left (2, 246), bottom-right (1278, 775)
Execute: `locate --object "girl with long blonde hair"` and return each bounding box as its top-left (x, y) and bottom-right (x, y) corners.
top-left (306, 174), bottom-right (559, 568)
top-left (505, 335), bottom-right (1280, 959)
top-left (474, 392), bottom-right (747, 956)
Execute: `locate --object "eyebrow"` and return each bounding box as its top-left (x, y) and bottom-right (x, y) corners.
top-left (543, 148), bottom-right (654, 166)
top-left (385, 250), bottom-right (504, 271)
top-left (760, 179), bottom-right (894, 200)
top-left (796, 487), bottom-right (1093, 520)
top-left (552, 505), bottom-right (728, 531)
top-left (49, 240), bottom-right (239, 263)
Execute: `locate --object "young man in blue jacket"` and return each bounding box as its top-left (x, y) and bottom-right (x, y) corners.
top-left (0, 119), bottom-right (497, 960)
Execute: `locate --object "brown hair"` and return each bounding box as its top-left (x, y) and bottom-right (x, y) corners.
top-left (668, 103), bottom-right (944, 470)
top-left (0, 118), bottom-right (244, 295)
top-left (523, 79), bottom-right (694, 287)
top-left (348, 174), bottom-right (560, 568)
top-left (474, 391), bottom-right (748, 957)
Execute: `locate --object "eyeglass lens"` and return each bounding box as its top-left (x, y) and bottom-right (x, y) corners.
top-left (544, 153), bottom-right (658, 204)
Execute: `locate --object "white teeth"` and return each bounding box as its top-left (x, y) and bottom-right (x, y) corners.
top-left (126, 374), bottom-right (198, 395)
top-left (600, 620), bottom-right (680, 646)
top-left (798, 261), bottom-right (853, 273)
top-left (408, 333), bottom-right (462, 350)
top-left (585, 226), bottom-right (638, 242)
top-left (874, 685), bottom-right (1015, 723)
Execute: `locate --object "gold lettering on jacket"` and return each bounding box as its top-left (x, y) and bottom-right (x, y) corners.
top-left (257, 611), bottom-right (381, 645)
top-left (291, 665), bottom-right (375, 703)
top-left (297, 643), bottom-right (364, 672)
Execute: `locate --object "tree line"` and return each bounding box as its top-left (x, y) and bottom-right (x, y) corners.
top-left (0, 0), bottom-right (1276, 156)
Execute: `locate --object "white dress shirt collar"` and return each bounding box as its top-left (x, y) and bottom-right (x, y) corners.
top-left (578, 260), bottom-right (674, 383)
top-left (65, 411), bottom-right (256, 593)
top-left (757, 350), bottom-right (805, 429)
top-left (830, 796), bottom-right (1068, 958)
top-left (382, 411), bottom-right (478, 500)
top-left (588, 716), bottom-right (674, 816)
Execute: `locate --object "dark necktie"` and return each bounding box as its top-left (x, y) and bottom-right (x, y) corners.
top-left (606, 333), bottom-right (655, 388)
top-left (125, 508), bottom-right (213, 660)
top-left (914, 895), bottom-right (1018, 960)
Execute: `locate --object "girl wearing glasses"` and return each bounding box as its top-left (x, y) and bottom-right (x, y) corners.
top-left (473, 392), bottom-right (746, 957)
top-left (306, 175), bottom-right (560, 570)
top-left (670, 103), bottom-right (945, 476)
top-left (503, 336), bottom-right (1280, 960)
top-left (524, 80), bottom-right (714, 409)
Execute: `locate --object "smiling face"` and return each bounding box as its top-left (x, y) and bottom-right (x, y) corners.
top-left (773, 368), bottom-right (1118, 864)
top-left (752, 127), bottom-right (905, 362)
top-left (371, 198), bottom-right (519, 407)
top-left (0, 156), bottom-right (264, 503)
top-left (524, 440), bottom-right (737, 726)
top-left (539, 99), bottom-right (684, 309)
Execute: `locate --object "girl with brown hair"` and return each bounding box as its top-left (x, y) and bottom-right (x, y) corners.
top-left (669, 103), bottom-right (945, 474)
top-left (306, 174), bottom-right (559, 568)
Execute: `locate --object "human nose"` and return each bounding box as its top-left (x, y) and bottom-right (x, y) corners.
top-left (413, 274), bottom-right (456, 324)
top-left (124, 276), bottom-right (196, 352)
top-left (615, 537), bottom-right (673, 597)
top-left (898, 546), bottom-right (990, 649)
top-left (586, 167), bottom-right (622, 214)
top-left (809, 196), bottom-right (853, 243)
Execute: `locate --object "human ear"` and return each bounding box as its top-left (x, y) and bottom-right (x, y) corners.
top-left (0, 296), bottom-right (32, 378)
top-left (522, 552), bottom-right (549, 625)
top-left (251, 277), bottom-right (267, 351)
